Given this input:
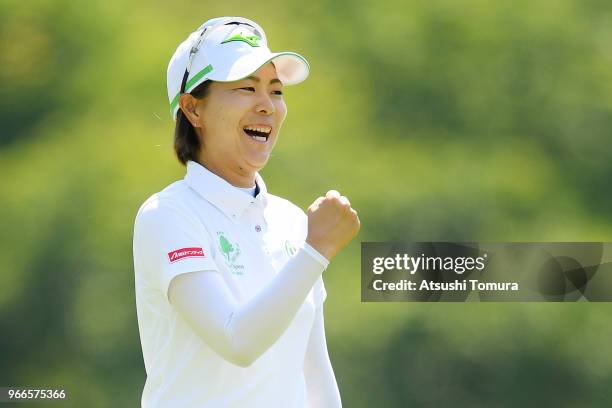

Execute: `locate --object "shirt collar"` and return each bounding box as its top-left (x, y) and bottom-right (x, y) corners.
top-left (184, 160), bottom-right (268, 219)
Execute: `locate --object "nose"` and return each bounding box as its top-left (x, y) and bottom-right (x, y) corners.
top-left (254, 93), bottom-right (275, 115)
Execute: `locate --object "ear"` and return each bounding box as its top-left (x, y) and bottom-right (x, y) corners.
top-left (178, 93), bottom-right (202, 128)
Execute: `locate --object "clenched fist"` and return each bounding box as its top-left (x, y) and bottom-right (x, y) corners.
top-left (305, 190), bottom-right (361, 261)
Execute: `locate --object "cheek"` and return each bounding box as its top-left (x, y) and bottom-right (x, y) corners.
top-left (204, 105), bottom-right (237, 133)
top-left (276, 100), bottom-right (288, 123)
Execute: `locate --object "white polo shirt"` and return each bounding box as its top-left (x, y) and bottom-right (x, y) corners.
top-left (133, 160), bottom-right (327, 407)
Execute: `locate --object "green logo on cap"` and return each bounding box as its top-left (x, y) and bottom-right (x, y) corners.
top-left (221, 32), bottom-right (261, 47)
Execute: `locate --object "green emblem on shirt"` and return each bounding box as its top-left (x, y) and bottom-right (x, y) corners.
top-left (218, 231), bottom-right (244, 275)
top-left (285, 240), bottom-right (297, 257)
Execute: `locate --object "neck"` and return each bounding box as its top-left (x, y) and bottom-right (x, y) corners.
top-left (196, 159), bottom-right (257, 188)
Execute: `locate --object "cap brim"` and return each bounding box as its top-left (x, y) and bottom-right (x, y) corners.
top-left (207, 51), bottom-right (309, 86)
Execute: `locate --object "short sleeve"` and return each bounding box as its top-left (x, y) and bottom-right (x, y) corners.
top-left (133, 199), bottom-right (219, 302)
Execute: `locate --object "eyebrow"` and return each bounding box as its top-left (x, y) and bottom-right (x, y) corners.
top-left (245, 75), bottom-right (282, 85)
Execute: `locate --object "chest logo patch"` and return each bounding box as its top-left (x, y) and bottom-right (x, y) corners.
top-left (217, 231), bottom-right (244, 275)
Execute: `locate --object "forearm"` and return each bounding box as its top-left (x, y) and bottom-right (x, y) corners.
top-left (225, 246), bottom-right (325, 365)
top-left (170, 245), bottom-right (326, 367)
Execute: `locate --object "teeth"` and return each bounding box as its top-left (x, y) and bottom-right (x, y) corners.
top-left (244, 126), bottom-right (271, 134)
top-left (251, 135), bottom-right (267, 142)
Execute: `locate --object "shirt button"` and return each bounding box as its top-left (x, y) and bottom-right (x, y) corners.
top-left (255, 225), bottom-right (262, 233)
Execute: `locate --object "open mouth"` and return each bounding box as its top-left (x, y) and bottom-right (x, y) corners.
top-left (243, 125), bottom-right (271, 142)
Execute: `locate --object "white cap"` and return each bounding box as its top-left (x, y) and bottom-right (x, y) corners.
top-left (167, 17), bottom-right (310, 120)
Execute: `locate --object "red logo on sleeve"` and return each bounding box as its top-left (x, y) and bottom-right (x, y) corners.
top-left (167, 247), bottom-right (206, 263)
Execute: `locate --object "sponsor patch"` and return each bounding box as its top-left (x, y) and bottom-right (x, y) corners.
top-left (168, 247), bottom-right (205, 263)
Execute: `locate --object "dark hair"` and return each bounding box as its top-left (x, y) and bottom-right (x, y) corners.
top-left (174, 80), bottom-right (212, 165)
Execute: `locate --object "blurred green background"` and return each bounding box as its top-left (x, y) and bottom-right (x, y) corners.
top-left (1, 0), bottom-right (612, 406)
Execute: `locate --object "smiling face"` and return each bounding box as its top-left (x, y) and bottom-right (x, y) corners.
top-left (179, 62), bottom-right (287, 187)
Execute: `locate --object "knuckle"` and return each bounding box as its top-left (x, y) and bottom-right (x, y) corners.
top-left (310, 197), bottom-right (323, 210)
top-left (308, 202), bottom-right (320, 213)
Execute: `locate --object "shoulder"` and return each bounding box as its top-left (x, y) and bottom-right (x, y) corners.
top-left (134, 181), bottom-right (196, 229)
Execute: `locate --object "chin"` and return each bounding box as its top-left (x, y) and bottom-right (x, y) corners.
top-left (245, 156), bottom-right (271, 170)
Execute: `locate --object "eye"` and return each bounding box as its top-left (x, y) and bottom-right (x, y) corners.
top-left (239, 87), bottom-right (255, 92)
top-left (272, 90), bottom-right (283, 95)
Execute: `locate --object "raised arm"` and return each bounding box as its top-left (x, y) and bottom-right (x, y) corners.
top-left (169, 244), bottom-right (326, 367)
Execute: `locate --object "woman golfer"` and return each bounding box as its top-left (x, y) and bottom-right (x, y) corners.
top-left (133, 16), bottom-right (360, 407)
